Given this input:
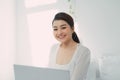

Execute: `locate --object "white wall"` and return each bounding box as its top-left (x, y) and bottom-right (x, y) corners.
top-left (76, 0), bottom-right (120, 80)
top-left (0, 0), bottom-right (16, 80)
top-left (76, 0), bottom-right (120, 56)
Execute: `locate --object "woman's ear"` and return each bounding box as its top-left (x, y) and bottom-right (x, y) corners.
top-left (72, 27), bottom-right (74, 32)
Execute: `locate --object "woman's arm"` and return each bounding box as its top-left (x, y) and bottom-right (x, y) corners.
top-left (71, 48), bottom-right (91, 80)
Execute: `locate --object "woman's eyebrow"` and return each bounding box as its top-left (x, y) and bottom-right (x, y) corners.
top-left (60, 24), bottom-right (67, 27)
top-left (53, 26), bottom-right (57, 28)
top-left (53, 24), bottom-right (67, 28)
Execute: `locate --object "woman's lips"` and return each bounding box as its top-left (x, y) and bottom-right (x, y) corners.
top-left (57, 35), bottom-right (66, 39)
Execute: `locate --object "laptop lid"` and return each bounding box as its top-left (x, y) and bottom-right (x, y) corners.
top-left (14, 64), bottom-right (70, 80)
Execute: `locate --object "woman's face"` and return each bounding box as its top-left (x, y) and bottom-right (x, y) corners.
top-left (52, 20), bottom-right (74, 43)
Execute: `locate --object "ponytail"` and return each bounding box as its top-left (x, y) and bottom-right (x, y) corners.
top-left (72, 32), bottom-right (80, 43)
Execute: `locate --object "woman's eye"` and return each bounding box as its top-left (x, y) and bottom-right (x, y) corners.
top-left (61, 27), bottom-right (66, 29)
top-left (53, 28), bottom-right (57, 31)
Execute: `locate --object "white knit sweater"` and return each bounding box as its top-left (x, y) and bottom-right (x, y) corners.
top-left (48, 43), bottom-right (91, 80)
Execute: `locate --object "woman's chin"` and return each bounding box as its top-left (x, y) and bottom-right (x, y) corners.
top-left (58, 39), bottom-right (66, 43)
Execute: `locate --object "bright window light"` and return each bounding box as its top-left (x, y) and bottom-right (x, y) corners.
top-left (27, 10), bottom-right (58, 67)
top-left (25, 0), bottom-right (57, 8)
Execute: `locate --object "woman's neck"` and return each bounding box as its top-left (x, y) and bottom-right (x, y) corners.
top-left (60, 40), bottom-right (77, 48)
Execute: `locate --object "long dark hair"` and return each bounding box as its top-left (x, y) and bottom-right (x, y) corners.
top-left (52, 12), bottom-right (80, 43)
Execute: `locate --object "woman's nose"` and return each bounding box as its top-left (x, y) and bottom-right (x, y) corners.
top-left (57, 29), bottom-right (62, 35)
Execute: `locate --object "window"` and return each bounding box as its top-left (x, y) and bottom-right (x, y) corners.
top-left (25, 0), bottom-right (58, 67)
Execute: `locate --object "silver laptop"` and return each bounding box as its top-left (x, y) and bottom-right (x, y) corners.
top-left (14, 64), bottom-right (70, 80)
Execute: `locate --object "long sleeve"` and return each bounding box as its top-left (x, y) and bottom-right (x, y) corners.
top-left (71, 48), bottom-right (91, 80)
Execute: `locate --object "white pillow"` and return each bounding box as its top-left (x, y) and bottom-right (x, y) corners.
top-left (100, 56), bottom-right (120, 80)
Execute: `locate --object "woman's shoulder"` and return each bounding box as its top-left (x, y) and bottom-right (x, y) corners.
top-left (49, 43), bottom-right (59, 60)
top-left (78, 43), bottom-right (90, 50)
top-left (51, 43), bottom-right (59, 49)
top-left (75, 44), bottom-right (91, 64)
top-left (77, 43), bottom-right (91, 55)
top-left (50, 43), bottom-right (59, 53)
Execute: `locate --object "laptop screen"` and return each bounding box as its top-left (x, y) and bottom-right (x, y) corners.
top-left (14, 64), bottom-right (70, 80)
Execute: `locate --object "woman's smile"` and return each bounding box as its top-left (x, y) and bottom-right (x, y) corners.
top-left (57, 34), bottom-right (66, 39)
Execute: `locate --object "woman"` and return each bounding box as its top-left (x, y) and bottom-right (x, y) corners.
top-left (48, 12), bottom-right (90, 80)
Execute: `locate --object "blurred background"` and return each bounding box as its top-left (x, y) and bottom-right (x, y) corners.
top-left (0, 0), bottom-right (120, 80)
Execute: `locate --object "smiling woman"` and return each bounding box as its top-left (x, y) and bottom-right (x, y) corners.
top-left (48, 12), bottom-right (91, 80)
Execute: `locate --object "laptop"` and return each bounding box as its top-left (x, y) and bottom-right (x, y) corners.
top-left (14, 64), bottom-right (70, 80)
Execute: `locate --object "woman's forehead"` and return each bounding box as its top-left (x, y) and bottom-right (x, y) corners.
top-left (53, 20), bottom-right (69, 26)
